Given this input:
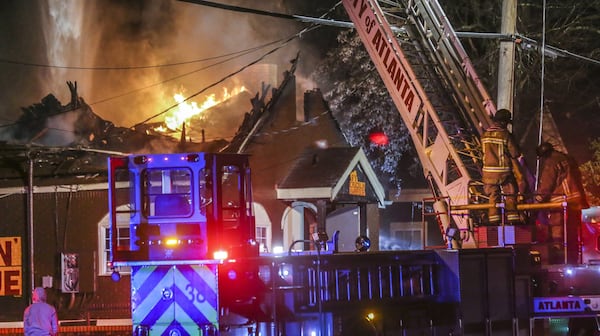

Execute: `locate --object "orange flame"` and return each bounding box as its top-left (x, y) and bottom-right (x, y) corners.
top-left (164, 86), bottom-right (246, 131)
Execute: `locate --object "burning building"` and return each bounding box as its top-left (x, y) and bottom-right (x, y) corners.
top-left (0, 56), bottom-right (419, 333)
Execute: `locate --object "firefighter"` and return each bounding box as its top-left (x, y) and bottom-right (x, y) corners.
top-left (481, 109), bottom-right (523, 225)
top-left (535, 142), bottom-right (589, 264)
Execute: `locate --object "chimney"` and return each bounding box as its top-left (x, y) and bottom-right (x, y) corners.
top-left (303, 88), bottom-right (325, 122)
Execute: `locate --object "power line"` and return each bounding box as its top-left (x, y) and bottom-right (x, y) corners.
top-left (180, 0), bottom-right (600, 67)
top-left (0, 42), bottom-right (277, 70)
top-left (131, 26), bottom-right (319, 128)
top-left (180, 0), bottom-right (403, 33)
top-left (88, 38), bottom-right (286, 107)
top-left (4, 1), bottom-right (597, 133)
top-left (515, 34), bottom-right (600, 66)
top-left (130, 0), bottom-right (344, 129)
top-left (127, 2), bottom-right (342, 127)
top-left (0, 38), bottom-right (287, 129)
top-left (179, 0), bottom-right (307, 21)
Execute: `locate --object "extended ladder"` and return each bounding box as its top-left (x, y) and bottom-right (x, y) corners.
top-left (342, 0), bottom-right (497, 247)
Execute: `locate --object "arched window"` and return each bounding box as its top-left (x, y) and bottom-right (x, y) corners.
top-left (97, 205), bottom-right (131, 276)
top-left (253, 202), bottom-right (272, 253)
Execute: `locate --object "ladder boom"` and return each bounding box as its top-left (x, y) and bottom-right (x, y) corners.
top-left (342, 0), bottom-right (498, 247)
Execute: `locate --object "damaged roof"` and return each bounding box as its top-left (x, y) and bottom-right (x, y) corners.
top-left (0, 82), bottom-right (230, 189)
top-left (276, 147), bottom-right (386, 207)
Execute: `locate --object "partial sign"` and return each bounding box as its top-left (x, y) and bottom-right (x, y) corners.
top-left (0, 237), bottom-right (22, 296)
top-left (533, 296), bottom-right (586, 313)
top-left (349, 170), bottom-right (366, 196)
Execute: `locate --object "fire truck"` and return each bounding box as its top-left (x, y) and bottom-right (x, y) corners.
top-left (107, 151), bottom-right (600, 335)
top-left (107, 152), bottom-right (514, 336)
top-left (108, 0), bottom-right (600, 335)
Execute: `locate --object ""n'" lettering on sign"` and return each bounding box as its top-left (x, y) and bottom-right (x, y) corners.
top-left (0, 237), bottom-right (22, 296)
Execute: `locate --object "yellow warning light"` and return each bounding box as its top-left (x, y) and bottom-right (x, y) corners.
top-left (213, 250), bottom-right (228, 260)
top-left (165, 238), bottom-right (179, 246)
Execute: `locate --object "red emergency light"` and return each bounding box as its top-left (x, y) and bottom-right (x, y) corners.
top-left (369, 131), bottom-right (389, 146)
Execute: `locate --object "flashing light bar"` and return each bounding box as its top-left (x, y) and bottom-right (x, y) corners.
top-left (133, 153), bottom-right (202, 165)
top-left (146, 239), bottom-right (201, 246)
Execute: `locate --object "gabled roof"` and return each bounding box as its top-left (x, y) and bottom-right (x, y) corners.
top-left (276, 147), bottom-right (386, 207)
top-left (223, 54), bottom-right (311, 154)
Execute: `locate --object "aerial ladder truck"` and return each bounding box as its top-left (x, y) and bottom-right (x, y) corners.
top-left (107, 1), bottom-right (600, 335)
top-left (344, 0), bottom-right (500, 249)
top-left (342, 0), bottom-right (600, 333)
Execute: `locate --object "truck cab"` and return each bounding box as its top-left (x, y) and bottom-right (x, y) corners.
top-left (107, 152), bottom-right (258, 263)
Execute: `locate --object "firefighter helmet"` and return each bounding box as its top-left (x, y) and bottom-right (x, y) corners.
top-left (493, 109), bottom-right (512, 123)
top-left (536, 142), bottom-right (554, 157)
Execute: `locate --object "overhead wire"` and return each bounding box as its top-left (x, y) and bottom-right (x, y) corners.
top-left (0, 2), bottom-right (597, 74)
top-left (0, 38), bottom-right (287, 129)
top-left (6, 1), bottom-right (596, 143)
top-left (181, 0), bottom-right (600, 66)
top-left (515, 34), bottom-right (600, 66)
top-left (88, 38), bottom-right (287, 107)
top-left (159, 109), bottom-right (334, 143)
top-left (0, 1), bottom-right (337, 138)
top-left (2, 1), bottom-right (597, 122)
top-left (129, 0), bottom-right (343, 128)
top-left (0, 43), bottom-right (269, 70)
top-left (131, 25), bottom-right (320, 128)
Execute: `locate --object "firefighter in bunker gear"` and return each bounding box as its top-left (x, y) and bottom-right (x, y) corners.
top-left (535, 142), bottom-right (589, 264)
top-left (481, 109), bottom-right (523, 225)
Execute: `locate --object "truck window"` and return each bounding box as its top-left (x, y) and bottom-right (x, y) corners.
top-left (221, 165), bottom-right (241, 227)
top-left (199, 168), bottom-right (212, 216)
top-left (143, 168), bottom-right (192, 217)
top-left (114, 167), bottom-right (135, 217)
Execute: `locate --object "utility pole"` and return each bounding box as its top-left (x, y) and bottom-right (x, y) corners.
top-left (27, 151), bottom-right (35, 302)
top-left (24, 147), bottom-right (127, 303)
top-left (497, 0), bottom-right (517, 114)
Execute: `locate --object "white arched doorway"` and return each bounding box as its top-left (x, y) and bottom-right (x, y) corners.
top-left (280, 201), bottom-right (317, 252)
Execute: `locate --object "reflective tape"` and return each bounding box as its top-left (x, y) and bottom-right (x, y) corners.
top-left (131, 264), bottom-right (218, 335)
